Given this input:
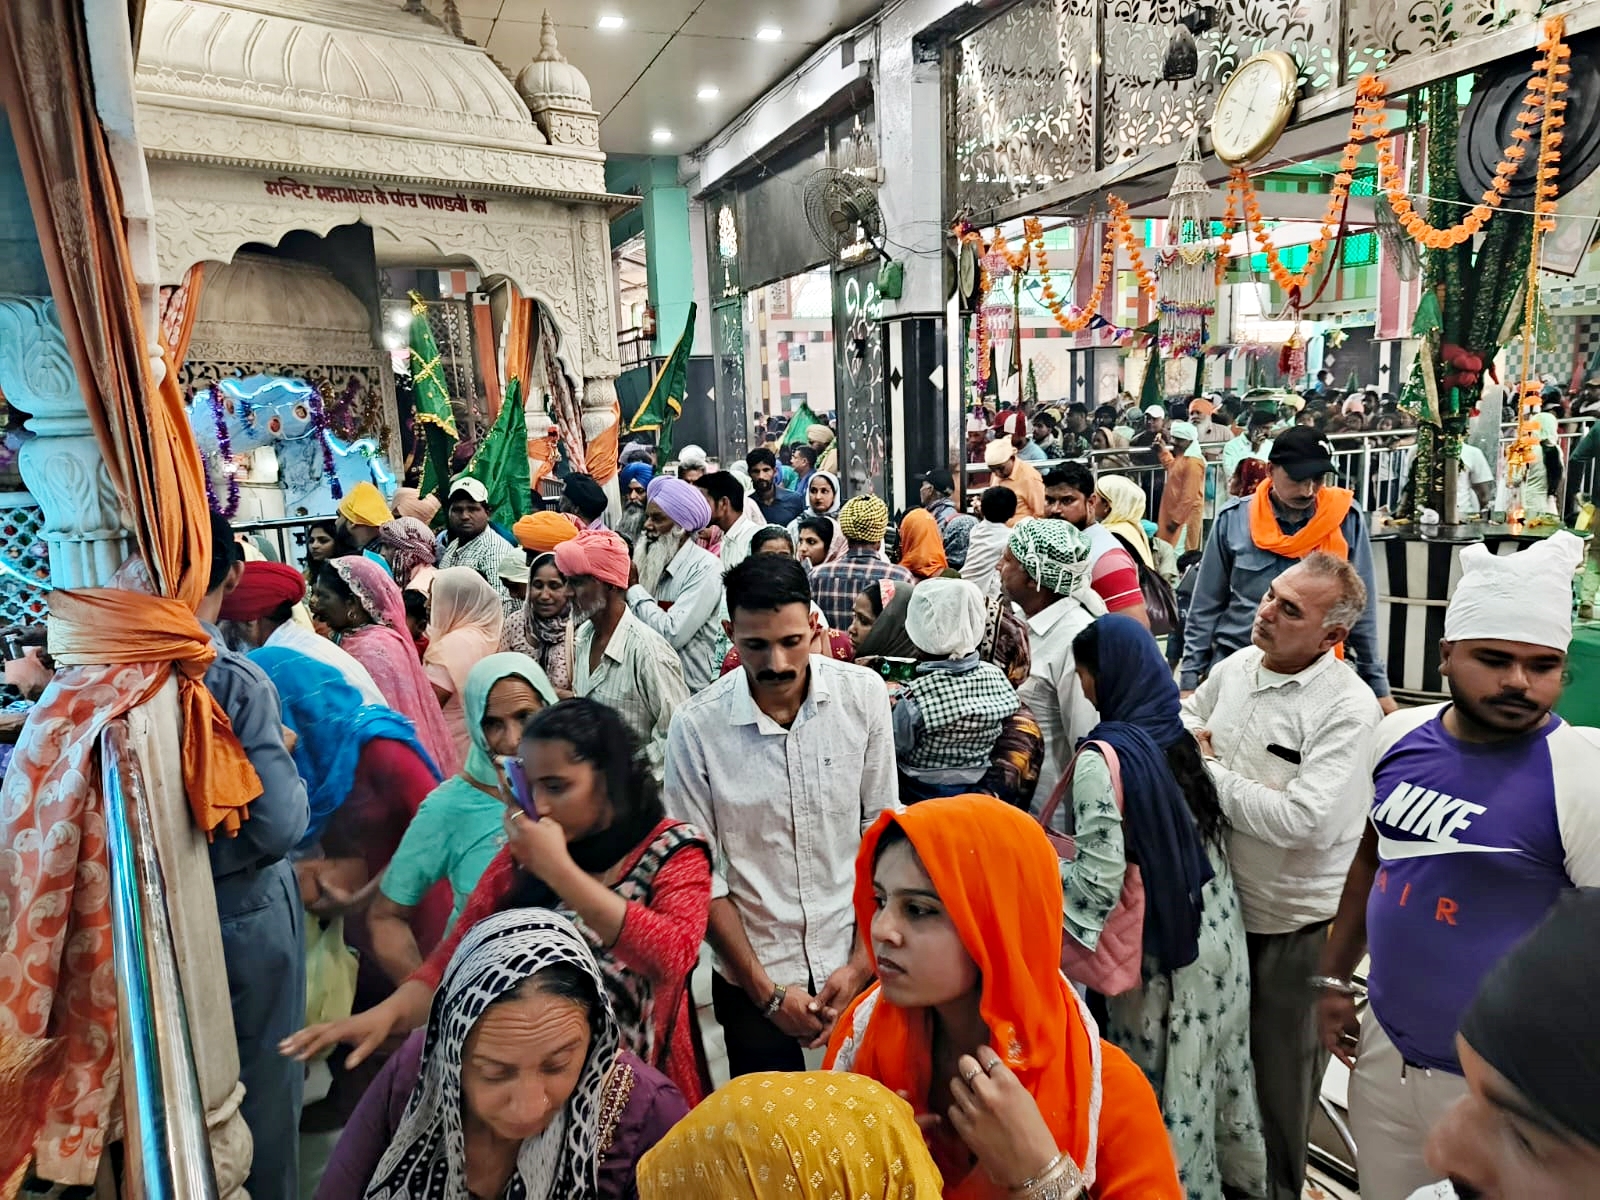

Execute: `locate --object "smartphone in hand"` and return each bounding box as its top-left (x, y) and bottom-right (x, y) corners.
top-left (499, 755), bottom-right (538, 818)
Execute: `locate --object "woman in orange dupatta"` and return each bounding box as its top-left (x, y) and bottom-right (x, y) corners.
top-left (825, 794), bottom-right (1182, 1200)
top-left (899, 507), bottom-right (954, 580)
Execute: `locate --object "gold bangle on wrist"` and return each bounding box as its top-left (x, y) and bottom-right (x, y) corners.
top-left (1008, 1151), bottom-right (1085, 1200)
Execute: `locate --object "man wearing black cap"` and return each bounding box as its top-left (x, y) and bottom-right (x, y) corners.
top-left (1181, 425), bottom-right (1394, 713)
top-left (916, 468), bottom-right (977, 570)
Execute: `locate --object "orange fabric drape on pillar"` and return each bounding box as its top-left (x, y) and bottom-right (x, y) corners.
top-left (471, 295), bottom-right (502, 420)
top-left (0, 0), bottom-right (259, 1185)
top-left (502, 293), bottom-right (534, 402)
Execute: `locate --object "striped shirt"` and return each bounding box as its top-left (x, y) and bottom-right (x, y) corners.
top-left (573, 609), bottom-right (690, 780)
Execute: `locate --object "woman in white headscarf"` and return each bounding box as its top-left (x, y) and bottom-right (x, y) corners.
top-left (1523, 411), bottom-right (1564, 519)
top-left (1094, 474), bottom-right (1156, 568)
top-left (315, 909), bottom-right (687, 1199)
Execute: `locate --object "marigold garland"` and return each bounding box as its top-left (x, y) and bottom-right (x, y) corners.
top-left (1378, 18), bottom-right (1569, 249)
top-left (953, 222), bottom-right (995, 394)
top-left (1034, 218), bottom-right (1119, 333)
top-left (1107, 196), bottom-right (1159, 303)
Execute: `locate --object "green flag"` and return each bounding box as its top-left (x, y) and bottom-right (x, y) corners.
top-left (408, 292), bottom-right (458, 504)
top-left (780, 401), bottom-right (821, 446)
top-left (1140, 334), bottom-right (1164, 408)
top-left (629, 302), bottom-right (696, 462)
top-left (460, 377), bottom-right (532, 528)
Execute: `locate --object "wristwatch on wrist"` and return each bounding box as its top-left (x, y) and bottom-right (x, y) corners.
top-left (1310, 974), bottom-right (1359, 996)
top-left (762, 983), bottom-right (787, 1019)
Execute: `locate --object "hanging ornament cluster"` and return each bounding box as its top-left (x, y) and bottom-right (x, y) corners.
top-left (201, 384), bottom-right (242, 519)
top-left (1508, 17), bottom-right (1573, 494)
top-left (1157, 138), bottom-right (1220, 358)
top-left (953, 222), bottom-right (995, 396)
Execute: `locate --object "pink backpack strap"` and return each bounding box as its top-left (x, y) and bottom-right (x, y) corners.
top-left (1038, 739), bottom-right (1124, 831)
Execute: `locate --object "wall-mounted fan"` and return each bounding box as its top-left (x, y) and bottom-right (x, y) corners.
top-left (803, 166), bottom-right (884, 262)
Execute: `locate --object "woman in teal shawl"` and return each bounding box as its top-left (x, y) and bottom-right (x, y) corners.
top-left (366, 652), bottom-right (558, 987)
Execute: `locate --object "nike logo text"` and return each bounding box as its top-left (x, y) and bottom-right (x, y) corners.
top-left (1372, 781), bottom-right (1521, 859)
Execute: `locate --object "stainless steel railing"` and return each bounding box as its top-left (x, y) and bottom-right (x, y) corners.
top-left (101, 719), bottom-right (220, 1200)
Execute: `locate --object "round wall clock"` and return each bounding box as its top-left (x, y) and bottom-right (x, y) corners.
top-left (957, 240), bottom-right (981, 308)
top-left (1210, 50), bottom-right (1300, 167)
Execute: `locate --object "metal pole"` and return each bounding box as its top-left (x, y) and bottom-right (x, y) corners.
top-left (102, 720), bottom-right (221, 1200)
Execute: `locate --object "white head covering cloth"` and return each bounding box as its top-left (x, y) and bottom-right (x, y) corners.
top-left (1444, 531), bottom-right (1584, 651)
top-left (905, 578), bottom-right (988, 658)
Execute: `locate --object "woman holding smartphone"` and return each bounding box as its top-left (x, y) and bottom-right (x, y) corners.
top-left (283, 698), bottom-right (715, 1104)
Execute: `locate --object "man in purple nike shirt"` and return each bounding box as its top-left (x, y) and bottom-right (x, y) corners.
top-left (1316, 532), bottom-right (1600, 1199)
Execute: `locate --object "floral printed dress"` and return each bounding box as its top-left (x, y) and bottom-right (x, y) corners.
top-left (1062, 750), bottom-right (1268, 1200)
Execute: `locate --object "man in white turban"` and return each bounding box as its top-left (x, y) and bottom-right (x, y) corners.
top-left (1317, 530), bottom-right (1600, 1200)
top-left (893, 578), bottom-right (1019, 800)
top-left (626, 476), bottom-right (722, 692)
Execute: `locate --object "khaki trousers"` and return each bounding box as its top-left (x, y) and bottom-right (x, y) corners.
top-left (1348, 1014), bottom-right (1470, 1200)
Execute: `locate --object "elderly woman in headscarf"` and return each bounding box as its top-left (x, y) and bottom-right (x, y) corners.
top-left (1093, 474), bottom-right (1156, 568)
top-left (825, 795), bottom-right (1184, 1200)
top-left (893, 579), bottom-right (1019, 802)
top-left (637, 1072), bottom-right (944, 1199)
top-left (423, 567), bottom-right (506, 763)
top-left (673, 444), bottom-right (708, 485)
top-left (314, 909), bottom-right (688, 1200)
top-left (377, 516), bottom-right (439, 594)
top-left (313, 557), bottom-right (459, 775)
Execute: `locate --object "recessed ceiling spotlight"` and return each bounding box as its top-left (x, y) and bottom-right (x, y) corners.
top-left (756, 26), bottom-right (782, 41)
top-left (598, 14), bottom-right (624, 30)
top-left (697, 84), bottom-right (720, 100)
top-left (652, 127), bottom-right (673, 144)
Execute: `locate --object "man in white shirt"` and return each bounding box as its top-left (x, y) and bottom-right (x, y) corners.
top-left (219, 560), bottom-right (385, 706)
top-left (1181, 552), bottom-right (1383, 1200)
top-left (697, 470), bottom-right (764, 571)
top-left (627, 477), bottom-right (724, 692)
top-left (665, 555), bottom-right (895, 1077)
top-left (998, 518), bottom-right (1106, 810)
top-left (1402, 441), bottom-right (1497, 517)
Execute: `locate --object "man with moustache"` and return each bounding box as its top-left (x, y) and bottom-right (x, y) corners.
top-left (1182, 426), bottom-right (1395, 713)
top-left (627, 475), bottom-right (723, 692)
top-left (664, 556), bottom-right (894, 1076)
top-left (616, 461), bottom-right (653, 543)
top-left (553, 528), bottom-right (687, 780)
top-left (1316, 532), bottom-right (1600, 1200)
top-left (1043, 462), bottom-right (1149, 625)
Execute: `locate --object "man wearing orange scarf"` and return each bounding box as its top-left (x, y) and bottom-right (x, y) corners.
top-left (1180, 427), bottom-right (1395, 713)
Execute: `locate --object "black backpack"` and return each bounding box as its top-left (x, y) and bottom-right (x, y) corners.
top-left (1107, 532), bottom-right (1180, 637)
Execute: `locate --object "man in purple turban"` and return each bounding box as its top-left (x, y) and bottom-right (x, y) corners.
top-left (628, 475), bottom-right (723, 691)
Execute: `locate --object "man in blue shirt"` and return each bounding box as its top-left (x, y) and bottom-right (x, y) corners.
top-left (1181, 427), bottom-right (1396, 713)
top-left (200, 514), bottom-right (309, 1200)
top-left (747, 446), bottom-right (807, 525)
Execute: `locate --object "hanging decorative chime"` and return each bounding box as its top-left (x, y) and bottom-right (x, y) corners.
top-left (1157, 137), bottom-right (1220, 360)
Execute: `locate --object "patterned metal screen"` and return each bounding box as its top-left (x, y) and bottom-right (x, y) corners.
top-left (953, 0), bottom-right (1563, 216)
top-left (0, 496), bottom-right (49, 628)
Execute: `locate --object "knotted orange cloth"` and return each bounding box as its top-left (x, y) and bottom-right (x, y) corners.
top-left (47, 587), bottom-right (262, 837)
top-left (1247, 477), bottom-right (1352, 561)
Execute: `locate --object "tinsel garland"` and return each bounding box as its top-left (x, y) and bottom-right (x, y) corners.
top-left (202, 385), bottom-right (241, 519)
top-left (307, 383), bottom-right (344, 501)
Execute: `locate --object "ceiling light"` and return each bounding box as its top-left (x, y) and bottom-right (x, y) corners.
top-left (756, 26), bottom-right (782, 41)
top-left (652, 128), bottom-right (673, 144)
top-left (697, 85), bottom-right (720, 100)
top-left (598, 14), bottom-right (624, 30)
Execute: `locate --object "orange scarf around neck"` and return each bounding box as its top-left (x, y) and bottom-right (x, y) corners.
top-left (1248, 478), bottom-right (1353, 561)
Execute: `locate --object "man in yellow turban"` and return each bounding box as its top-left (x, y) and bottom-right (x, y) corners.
top-left (513, 510), bottom-right (580, 554)
top-left (336, 481), bottom-right (393, 551)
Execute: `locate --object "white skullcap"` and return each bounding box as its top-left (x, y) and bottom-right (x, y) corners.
top-left (1168, 420), bottom-right (1199, 443)
top-left (1444, 531), bottom-right (1584, 651)
top-left (984, 438), bottom-right (1016, 468)
top-left (904, 578), bottom-right (988, 659)
top-left (677, 444), bottom-right (708, 469)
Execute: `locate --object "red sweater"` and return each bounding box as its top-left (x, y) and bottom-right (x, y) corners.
top-left (414, 817), bottom-right (712, 1104)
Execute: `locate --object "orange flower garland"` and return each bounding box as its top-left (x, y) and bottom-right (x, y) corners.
top-left (1378, 17), bottom-right (1569, 248)
top-left (1106, 196), bottom-right (1159, 302)
top-left (1215, 176), bottom-right (1239, 287)
top-left (1235, 75), bottom-right (1387, 296)
top-left (1035, 219), bottom-right (1119, 333)
top-left (953, 225), bottom-right (994, 390)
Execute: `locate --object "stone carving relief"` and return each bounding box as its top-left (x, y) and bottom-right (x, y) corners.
top-left (547, 112), bottom-right (602, 150)
top-left (577, 220), bottom-right (619, 372)
top-left (138, 107), bottom-right (607, 197)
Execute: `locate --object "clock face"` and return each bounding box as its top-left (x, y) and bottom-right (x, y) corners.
top-left (1211, 51), bottom-right (1298, 166)
top-left (958, 242), bottom-right (979, 304)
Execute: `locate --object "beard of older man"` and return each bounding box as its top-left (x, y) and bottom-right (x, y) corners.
top-left (635, 523), bottom-right (688, 596)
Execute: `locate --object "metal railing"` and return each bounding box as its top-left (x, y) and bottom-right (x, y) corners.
top-left (102, 720), bottom-right (220, 1200)
top-left (231, 514), bottom-right (324, 568)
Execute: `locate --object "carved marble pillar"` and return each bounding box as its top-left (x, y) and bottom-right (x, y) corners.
top-left (577, 216), bottom-right (623, 517)
top-left (0, 294), bottom-right (250, 1199)
top-left (0, 295), bottom-right (135, 587)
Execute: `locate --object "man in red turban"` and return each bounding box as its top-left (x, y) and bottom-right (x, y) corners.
top-left (220, 561), bottom-right (385, 705)
top-left (553, 529), bottom-right (687, 777)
